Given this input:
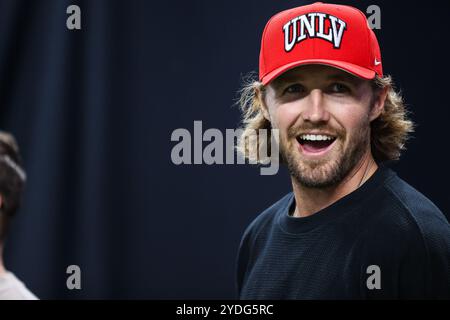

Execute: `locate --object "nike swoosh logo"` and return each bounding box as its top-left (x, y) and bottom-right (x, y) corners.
top-left (374, 59), bottom-right (381, 66)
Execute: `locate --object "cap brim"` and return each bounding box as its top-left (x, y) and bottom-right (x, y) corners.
top-left (261, 59), bottom-right (376, 85)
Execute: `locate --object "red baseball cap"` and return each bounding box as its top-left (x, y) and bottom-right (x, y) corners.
top-left (259, 2), bottom-right (383, 85)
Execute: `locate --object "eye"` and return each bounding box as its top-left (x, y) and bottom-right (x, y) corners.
top-left (283, 83), bottom-right (305, 95)
top-left (329, 83), bottom-right (350, 94)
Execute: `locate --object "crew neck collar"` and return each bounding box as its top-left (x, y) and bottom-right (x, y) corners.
top-left (278, 163), bottom-right (396, 235)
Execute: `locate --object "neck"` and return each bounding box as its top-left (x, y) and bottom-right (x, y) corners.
top-left (291, 150), bottom-right (378, 217)
top-left (0, 244), bottom-right (5, 276)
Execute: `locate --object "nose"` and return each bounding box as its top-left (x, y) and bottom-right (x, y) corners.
top-left (301, 89), bottom-right (330, 123)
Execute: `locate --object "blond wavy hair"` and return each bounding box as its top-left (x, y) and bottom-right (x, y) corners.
top-left (237, 73), bottom-right (415, 164)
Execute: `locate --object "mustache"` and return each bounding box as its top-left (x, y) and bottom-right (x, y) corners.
top-left (287, 124), bottom-right (344, 139)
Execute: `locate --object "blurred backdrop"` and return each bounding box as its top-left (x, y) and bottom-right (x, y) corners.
top-left (0, 0), bottom-right (448, 299)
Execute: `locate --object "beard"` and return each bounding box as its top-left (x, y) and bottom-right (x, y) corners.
top-left (280, 120), bottom-right (370, 189)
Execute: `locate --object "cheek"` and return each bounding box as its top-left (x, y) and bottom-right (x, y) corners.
top-left (270, 103), bottom-right (301, 131)
top-left (333, 105), bottom-right (370, 138)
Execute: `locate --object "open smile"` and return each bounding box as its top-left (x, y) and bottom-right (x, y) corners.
top-left (296, 133), bottom-right (337, 157)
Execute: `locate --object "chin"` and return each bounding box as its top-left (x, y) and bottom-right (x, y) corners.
top-left (285, 143), bottom-right (348, 188)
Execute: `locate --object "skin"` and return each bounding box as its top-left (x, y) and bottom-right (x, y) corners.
top-left (0, 248), bottom-right (4, 276)
top-left (259, 64), bottom-right (388, 217)
top-left (0, 195), bottom-right (4, 276)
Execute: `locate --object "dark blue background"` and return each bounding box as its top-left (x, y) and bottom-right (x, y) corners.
top-left (0, 0), bottom-right (448, 299)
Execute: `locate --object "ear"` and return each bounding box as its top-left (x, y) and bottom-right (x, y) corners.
top-left (369, 86), bottom-right (389, 122)
top-left (255, 85), bottom-right (271, 121)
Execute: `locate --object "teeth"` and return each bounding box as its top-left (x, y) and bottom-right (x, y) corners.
top-left (299, 134), bottom-right (335, 141)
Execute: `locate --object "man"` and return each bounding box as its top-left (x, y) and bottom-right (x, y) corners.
top-left (0, 131), bottom-right (37, 300)
top-left (236, 2), bottom-right (450, 299)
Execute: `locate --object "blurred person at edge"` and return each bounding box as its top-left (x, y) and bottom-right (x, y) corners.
top-left (0, 131), bottom-right (37, 300)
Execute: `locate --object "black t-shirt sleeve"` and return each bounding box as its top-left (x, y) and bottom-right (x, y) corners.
top-left (417, 212), bottom-right (450, 298)
top-left (354, 202), bottom-right (450, 299)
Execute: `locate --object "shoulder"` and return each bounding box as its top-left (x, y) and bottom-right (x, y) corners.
top-left (0, 272), bottom-right (38, 300)
top-left (360, 169), bottom-right (450, 250)
top-left (357, 171), bottom-right (450, 298)
top-left (236, 192), bottom-right (293, 295)
top-left (343, 167), bottom-right (450, 298)
top-left (382, 172), bottom-right (450, 242)
top-left (351, 167), bottom-right (449, 247)
top-left (239, 192), bottom-right (293, 243)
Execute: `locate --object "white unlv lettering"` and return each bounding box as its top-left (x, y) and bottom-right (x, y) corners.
top-left (283, 12), bottom-right (347, 51)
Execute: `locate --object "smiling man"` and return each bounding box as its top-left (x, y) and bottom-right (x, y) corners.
top-left (236, 2), bottom-right (450, 299)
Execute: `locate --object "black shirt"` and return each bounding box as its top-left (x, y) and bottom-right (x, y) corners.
top-left (237, 165), bottom-right (450, 299)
